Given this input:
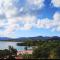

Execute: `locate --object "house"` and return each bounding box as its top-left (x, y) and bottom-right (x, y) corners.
top-left (17, 50), bottom-right (33, 55)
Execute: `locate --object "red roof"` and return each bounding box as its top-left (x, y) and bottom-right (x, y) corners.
top-left (15, 56), bottom-right (23, 59)
top-left (17, 50), bottom-right (33, 55)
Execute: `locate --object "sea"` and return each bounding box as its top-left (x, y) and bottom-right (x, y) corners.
top-left (0, 41), bottom-right (27, 51)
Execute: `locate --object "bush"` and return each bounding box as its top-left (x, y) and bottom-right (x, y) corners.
top-left (22, 54), bottom-right (32, 59)
top-left (32, 46), bottom-right (50, 59)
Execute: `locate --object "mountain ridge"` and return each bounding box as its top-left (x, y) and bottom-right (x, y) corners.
top-left (0, 36), bottom-right (60, 41)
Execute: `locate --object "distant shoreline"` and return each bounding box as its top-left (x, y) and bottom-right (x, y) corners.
top-left (0, 40), bottom-right (21, 42)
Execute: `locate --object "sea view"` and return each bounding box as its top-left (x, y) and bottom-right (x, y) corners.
top-left (0, 0), bottom-right (60, 59)
top-left (0, 42), bottom-right (25, 51)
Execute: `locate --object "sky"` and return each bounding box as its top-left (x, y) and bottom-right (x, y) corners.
top-left (0, 0), bottom-right (60, 38)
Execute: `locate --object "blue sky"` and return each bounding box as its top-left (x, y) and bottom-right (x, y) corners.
top-left (0, 0), bottom-right (60, 38)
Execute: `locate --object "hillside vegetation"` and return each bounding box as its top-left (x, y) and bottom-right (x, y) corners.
top-left (17, 40), bottom-right (60, 59)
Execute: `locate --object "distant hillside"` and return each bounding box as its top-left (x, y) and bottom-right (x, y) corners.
top-left (0, 36), bottom-right (60, 41)
top-left (0, 37), bottom-right (12, 40)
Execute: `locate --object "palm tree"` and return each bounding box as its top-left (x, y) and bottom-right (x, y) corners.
top-left (24, 46), bottom-right (28, 51)
top-left (8, 46), bottom-right (17, 59)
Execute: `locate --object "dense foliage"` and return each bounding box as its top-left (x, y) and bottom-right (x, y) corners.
top-left (0, 46), bottom-right (17, 59)
top-left (17, 40), bottom-right (60, 59)
top-left (32, 40), bottom-right (60, 59)
top-left (1, 39), bottom-right (60, 59)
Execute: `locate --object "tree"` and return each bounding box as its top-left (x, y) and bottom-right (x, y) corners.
top-left (8, 46), bottom-right (17, 59)
top-left (24, 46), bottom-right (28, 50)
top-left (8, 46), bottom-right (17, 56)
top-left (22, 54), bottom-right (32, 59)
top-left (32, 46), bottom-right (49, 59)
top-left (56, 47), bottom-right (60, 59)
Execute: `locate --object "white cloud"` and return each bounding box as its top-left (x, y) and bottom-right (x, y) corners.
top-left (15, 15), bottom-right (36, 30)
top-left (4, 18), bottom-right (17, 34)
top-left (0, 20), bottom-right (4, 27)
top-left (0, 9), bottom-right (3, 15)
top-left (0, 0), bottom-right (36, 37)
top-left (13, 12), bottom-right (60, 32)
top-left (5, 8), bottom-right (17, 18)
top-left (36, 18), bottom-right (52, 29)
top-left (51, 0), bottom-right (60, 7)
top-left (27, 0), bottom-right (44, 9)
top-left (0, 0), bottom-right (60, 38)
top-left (57, 26), bottom-right (60, 31)
top-left (0, 15), bottom-right (37, 36)
top-left (21, 24), bottom-right (32, 30)
top-left (0, 0), bottom-right (17, 18)
top-left (53, 12), bottom-right (60, 21)
top-left (19, 7), bottom-right (24, 12)
top-left (0, 0), bottom-right (18, 35)
top-left (0, 12), bottom-right (60, 37)
top-left (36, 12), bottom-right (60, 31)
top-left (22, 15), bottom-right (36, 23)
